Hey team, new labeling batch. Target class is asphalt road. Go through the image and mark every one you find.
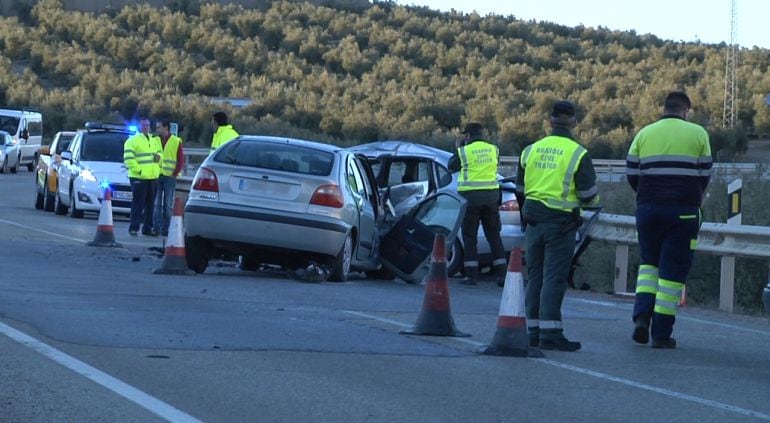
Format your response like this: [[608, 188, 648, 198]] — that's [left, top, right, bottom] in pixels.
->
[[2, 171, 770, 422]]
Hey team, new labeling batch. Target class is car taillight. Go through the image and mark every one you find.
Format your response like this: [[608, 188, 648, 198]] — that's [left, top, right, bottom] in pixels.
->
[[193, 167, 219, 192], [500, 199, 519, 212], [310, 184, 344, 208]]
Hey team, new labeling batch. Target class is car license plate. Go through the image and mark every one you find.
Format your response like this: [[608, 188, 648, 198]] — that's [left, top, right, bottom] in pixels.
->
[[112, 191, 132, 200], [239, 178, 291, 196]]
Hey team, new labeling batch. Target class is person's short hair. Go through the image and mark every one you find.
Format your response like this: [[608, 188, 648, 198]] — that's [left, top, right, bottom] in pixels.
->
[[461, 123, 483, 137], [157, 120, 171, 130], [664, 91, 691, 114], [213, 112, 228, 126], [551, 100, 576, 118]]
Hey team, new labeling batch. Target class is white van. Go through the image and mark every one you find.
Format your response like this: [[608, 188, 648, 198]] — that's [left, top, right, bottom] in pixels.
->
[[0, 109, 43, 171]]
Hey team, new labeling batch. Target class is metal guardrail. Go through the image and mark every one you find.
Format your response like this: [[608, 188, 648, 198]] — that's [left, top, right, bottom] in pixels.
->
[[586, 211, 770, 313]]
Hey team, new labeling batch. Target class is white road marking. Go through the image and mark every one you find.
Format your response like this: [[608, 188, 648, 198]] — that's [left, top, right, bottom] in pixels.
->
[[345, 310, 770, 421], [569, 297, 770, 336], [0, 322, 203, 423], [0, 218, 87, 243]]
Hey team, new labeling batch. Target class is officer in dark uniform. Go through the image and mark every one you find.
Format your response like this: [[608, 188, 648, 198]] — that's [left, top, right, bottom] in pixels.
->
[[626, 91, 712, 349], [448, 123, 507, 286], [516, 101, 599, 351]]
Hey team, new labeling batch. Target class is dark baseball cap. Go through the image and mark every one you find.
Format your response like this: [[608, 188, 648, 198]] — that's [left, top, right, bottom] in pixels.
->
[[551, 100, 576, 118], [461, 123, 483, 136]]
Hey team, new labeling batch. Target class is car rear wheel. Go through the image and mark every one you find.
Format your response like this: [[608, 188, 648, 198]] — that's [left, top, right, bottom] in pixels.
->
[[447, 238, 464, 277], [0, 157, 7, 173], [10, 155, 19, 173], [328, 233, 352, 282], [185, 236, 210, 274], [34, 184, 44, 209], [43, 181, 55, 212]]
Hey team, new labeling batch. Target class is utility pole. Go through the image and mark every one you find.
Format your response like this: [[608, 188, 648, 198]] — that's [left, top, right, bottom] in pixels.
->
[[723, 0, 737, 128]]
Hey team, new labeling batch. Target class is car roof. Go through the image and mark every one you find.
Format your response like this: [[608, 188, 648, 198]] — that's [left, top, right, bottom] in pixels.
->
[[0, 109, 42, 117], [348, 141, 452, 165], [237, 135, 342, 153], [57, 131, 77, 136]]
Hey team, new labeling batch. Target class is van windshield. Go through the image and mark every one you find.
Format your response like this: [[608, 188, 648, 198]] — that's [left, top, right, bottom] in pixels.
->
[[0, 117, 19, 134]]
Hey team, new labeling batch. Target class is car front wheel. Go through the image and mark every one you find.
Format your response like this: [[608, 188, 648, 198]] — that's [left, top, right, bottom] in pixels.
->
[[328, 233, 352, 282], [69, 190, 84, 218], [34, 184, 44, 209]]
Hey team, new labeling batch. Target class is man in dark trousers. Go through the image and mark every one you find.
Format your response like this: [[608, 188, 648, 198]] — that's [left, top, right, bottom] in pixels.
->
[[626, 91, 712, 349], [448, 123, 507, 286], [516, 100, 599, 351]]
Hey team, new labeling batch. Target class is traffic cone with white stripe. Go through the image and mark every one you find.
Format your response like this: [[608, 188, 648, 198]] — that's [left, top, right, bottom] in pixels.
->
[[87, 188, 121, 248], [483, 248, 544, 357], [154, 197, 194, 275], [400, 233, 469, 337]]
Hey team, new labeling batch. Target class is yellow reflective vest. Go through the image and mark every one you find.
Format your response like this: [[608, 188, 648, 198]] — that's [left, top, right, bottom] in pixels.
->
[[160, 135, 182, 177], [210, 125, 239, 153], [124, 133, 161, 180], [521, 135, 587, 212], [457, 140, 499, 192]]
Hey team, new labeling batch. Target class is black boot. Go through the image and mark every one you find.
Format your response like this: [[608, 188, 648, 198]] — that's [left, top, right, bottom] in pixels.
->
[[527, 327, 539, 348], [460, 266, 478, 286], [494, 264, 507, 287], [632, 318, 650, 345], [539, 334, 581, 352], [652, 337, 677, 349]]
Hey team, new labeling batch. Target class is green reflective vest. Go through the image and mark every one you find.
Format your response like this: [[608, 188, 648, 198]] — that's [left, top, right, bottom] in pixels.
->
[[521, 135, 586, 212], [457, 140, 499, 192], [124, 133, 161, 180], [160, 135, 182, 177], [210, 125, 239, 153]]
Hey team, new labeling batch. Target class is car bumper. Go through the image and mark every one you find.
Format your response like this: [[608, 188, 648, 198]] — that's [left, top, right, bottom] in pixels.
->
[[74, 180, 132, 214], [184, 201, 351, 257]]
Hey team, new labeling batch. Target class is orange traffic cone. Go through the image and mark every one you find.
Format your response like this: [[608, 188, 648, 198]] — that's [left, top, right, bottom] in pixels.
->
[[483, 248, 544, 357], [154, 197, 194, 275], [87, 188, 121, 248], [400, 233, 468, 337]]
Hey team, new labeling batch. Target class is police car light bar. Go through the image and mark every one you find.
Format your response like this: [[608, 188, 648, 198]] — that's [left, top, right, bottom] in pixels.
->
[[84, 122, 133, 132]]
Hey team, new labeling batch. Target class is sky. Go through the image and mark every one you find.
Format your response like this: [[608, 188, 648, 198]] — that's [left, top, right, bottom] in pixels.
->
[[393, 0, 768, 49]]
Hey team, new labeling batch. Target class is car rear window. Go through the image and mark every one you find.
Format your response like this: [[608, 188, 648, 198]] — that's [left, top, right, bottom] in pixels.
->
[[215, 140, 334, 176], [81, 132, 129, 162]]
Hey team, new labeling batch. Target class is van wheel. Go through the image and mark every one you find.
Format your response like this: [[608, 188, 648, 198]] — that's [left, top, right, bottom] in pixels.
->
[[10, 155, 19, 173], [54, 191, 67, 215], [185, 236, 210, 274], [27, 154, 36, 171], [328, 233, 352, 282]]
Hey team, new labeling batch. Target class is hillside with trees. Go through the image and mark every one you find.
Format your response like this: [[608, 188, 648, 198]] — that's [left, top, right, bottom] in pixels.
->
[[1, 0, 768, 158]]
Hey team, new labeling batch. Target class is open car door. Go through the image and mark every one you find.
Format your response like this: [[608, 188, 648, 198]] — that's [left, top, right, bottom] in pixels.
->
[[378, 191, 467, 283]]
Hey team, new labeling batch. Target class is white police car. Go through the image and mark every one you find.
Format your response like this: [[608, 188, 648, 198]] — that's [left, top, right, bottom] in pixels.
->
[[55, 122, 134, 217]]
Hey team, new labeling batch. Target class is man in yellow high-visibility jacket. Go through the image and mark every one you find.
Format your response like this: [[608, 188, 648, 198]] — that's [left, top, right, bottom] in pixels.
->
[[210, 111, 239, 154], [448, 123, 507, 286], [516, 100, 599, 352], [153, 120, 185, 237], [124, 118, 162, 237]]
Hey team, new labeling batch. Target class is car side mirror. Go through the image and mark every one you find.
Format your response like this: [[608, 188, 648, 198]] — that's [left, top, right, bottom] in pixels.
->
[[61, 151, 72, 161], [21, 129, 29, 140]]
